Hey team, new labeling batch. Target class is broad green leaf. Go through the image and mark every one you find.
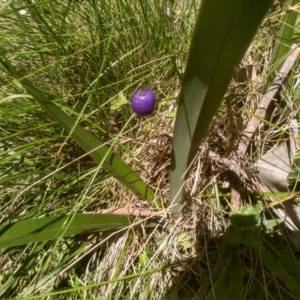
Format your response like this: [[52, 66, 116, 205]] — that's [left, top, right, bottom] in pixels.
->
[[225, 229, 262, 249], [177, 232, 192, 249], [0, 59, 160, 207], [170, 0, 273, 214], [263, 246, 300, 295], [206, 251, 243, 300], [230, 202, 262, 228], [0, 214, 133, 249], [263, 218, 283, 230], [110, 92, 128, 111]]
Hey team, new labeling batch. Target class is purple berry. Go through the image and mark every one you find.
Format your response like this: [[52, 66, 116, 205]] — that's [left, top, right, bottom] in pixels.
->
[[131, 88, 156, 116]]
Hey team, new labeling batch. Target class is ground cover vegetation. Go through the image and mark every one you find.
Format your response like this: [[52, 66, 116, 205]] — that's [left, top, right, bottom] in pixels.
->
[[1, 0, 300, 299]]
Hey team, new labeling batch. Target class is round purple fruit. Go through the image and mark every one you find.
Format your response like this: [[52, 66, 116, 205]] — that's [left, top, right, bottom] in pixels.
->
[[131, 88, 156, 116]]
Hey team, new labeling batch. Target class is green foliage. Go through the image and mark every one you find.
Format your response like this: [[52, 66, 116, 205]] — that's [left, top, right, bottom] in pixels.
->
[[177, 232, 192, 249], [225, 228, 262, 249], [2, 0, 300, 299], [206, 252, 243, 300], [0, 0, 185, 296], [230, 202, 262, 228], [170, 0, 274, 214], [271, 0, 300, 71], [0, 214, 133, 249], [264, 251, 300, 294], [227, 202, 263, 249], [263, 236, 300, 296], [267, 0, 300, 98], [0, 59, 160, 207], [110, 92, 128, 111]]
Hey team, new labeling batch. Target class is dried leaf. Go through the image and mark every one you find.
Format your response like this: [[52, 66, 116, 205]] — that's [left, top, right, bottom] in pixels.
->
[[255, 119, 298, 191], [254, 119, 300, 245]]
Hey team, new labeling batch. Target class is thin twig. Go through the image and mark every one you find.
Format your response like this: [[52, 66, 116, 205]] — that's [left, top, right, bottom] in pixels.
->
[[101, 206, 163, 217], [206, 149, 230, 165], [225, 98, 239, 157]]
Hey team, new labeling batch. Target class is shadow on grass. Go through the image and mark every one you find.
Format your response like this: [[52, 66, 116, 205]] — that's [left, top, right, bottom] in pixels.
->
[[164, 217, 300, 299]]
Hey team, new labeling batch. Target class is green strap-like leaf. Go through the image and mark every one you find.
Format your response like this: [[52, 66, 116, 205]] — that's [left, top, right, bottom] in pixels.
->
[[271, 0, 300, 71], [267, 0, 300, 93], [170, 0, 273, 214], [0, 214, 133, 248], [263, 237, 300, 295], [0, 59, 159, 207], [206, 251, 243, 300]]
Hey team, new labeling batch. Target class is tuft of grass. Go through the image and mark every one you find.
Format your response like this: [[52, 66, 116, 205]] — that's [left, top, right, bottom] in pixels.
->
[[0, 1, 195, 298]]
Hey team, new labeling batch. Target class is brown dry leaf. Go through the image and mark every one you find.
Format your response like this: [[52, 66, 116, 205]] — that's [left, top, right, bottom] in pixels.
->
[[254, 119, 300, 246], [255, 119, 298, 192]]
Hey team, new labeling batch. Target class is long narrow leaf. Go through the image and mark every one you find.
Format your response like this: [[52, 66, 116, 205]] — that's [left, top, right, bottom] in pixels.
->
[[0, 59, 159, 207], [206, 251, 243, 300], [170, 0, 273, 214], [267, 0, 300, 92], [272, 0, 300, 70], [0, 214, 133, 248]]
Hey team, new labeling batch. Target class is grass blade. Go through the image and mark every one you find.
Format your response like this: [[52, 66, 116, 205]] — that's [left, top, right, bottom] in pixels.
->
[[0, 214, 133, 249], [263, 236, 300, 296], [266, 0, 300, 92], [271, 0, 300, 70], [206, 251, 243, 300], [0, 59, 159, 207], [170, 0, 273, 214]]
